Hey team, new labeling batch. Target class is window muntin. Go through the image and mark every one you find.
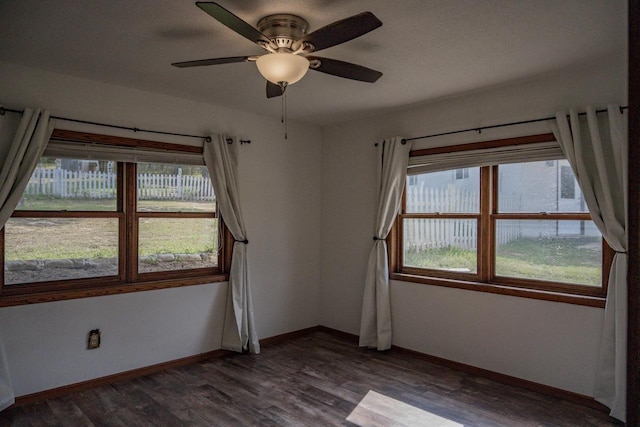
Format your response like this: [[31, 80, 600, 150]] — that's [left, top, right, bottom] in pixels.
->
[[397, 159, 608, 297], [2, 153, 224, 299]]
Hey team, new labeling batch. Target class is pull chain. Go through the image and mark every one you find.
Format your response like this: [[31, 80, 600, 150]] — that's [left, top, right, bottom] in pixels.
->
[[284, 89, 288, 140], [278, 82, 288, 140]]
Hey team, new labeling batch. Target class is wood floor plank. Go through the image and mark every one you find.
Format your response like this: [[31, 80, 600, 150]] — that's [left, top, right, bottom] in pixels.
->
[[2, 331, 622, 426]]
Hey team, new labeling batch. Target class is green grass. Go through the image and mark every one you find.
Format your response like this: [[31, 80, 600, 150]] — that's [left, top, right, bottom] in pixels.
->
[[5, 218, 119, 260], [496, 236, 601, 286], [404, 246, 477, 272], [405, 236, 602, 286], [5, 217, 218, 261], [138, 218, 218, 256], [17, 196, 116, 211]]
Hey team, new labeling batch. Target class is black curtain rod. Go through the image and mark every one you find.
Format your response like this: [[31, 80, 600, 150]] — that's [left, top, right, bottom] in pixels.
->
[[400, 105, 628, 144], [0, 105, 252, 145]]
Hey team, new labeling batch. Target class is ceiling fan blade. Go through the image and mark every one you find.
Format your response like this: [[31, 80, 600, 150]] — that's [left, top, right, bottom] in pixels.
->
[[307, 56, 382, 83], [294, 12, 382, 52], [172, 56, 252, 68], [266, 81, 284, 98], [196, 2, 270, 46]]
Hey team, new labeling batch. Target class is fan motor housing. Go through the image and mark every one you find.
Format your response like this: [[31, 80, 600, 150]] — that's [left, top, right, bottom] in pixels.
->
[[257, 14, 309, 50]]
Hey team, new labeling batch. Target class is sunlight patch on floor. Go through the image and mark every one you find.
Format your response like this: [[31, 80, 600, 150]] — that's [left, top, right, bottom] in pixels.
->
[[346, 390, 464, 427]]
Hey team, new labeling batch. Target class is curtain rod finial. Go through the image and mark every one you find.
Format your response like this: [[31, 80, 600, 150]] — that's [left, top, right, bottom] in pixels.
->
[[0, 106, 5, 116], [205, 136, 212, 143]]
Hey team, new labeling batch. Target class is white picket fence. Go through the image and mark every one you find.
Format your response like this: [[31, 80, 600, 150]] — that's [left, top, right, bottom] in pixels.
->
[[405, 184, 522, 251], [23, 169, 521, 250], [23, 168, 215, 201]]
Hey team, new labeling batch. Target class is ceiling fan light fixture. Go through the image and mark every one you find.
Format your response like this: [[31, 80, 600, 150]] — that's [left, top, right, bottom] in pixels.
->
[[256, 53, 309, 85]]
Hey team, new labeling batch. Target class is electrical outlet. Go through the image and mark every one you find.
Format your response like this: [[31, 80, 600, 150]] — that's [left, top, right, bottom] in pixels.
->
[[88, 329, 101, 349]]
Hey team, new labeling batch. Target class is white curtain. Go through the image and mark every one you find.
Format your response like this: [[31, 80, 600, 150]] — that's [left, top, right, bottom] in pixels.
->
[[203, 135, 259, 354], [359, 137, 412, 350], [549, 105, 627, 421], [0, 108, 53, 411]]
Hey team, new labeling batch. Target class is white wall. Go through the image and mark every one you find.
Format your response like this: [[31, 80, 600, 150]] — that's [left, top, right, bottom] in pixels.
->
[[0, 61, 322, 397], [320, 55, 627, 396]]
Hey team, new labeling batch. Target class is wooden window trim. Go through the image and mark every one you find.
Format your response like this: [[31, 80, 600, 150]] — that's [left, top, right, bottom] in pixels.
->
[[0, 133, 231, 307], [391, 135, 612, 308], [50, 129, 203, 154]]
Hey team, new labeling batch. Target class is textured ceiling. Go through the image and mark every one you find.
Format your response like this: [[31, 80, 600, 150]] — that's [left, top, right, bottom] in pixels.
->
[[0, 0, 627, 126]]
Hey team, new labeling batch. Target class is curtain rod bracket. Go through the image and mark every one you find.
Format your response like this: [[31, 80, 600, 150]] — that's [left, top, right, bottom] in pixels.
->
[[226, 138, 233, 144], [240, 139, 251, 145]]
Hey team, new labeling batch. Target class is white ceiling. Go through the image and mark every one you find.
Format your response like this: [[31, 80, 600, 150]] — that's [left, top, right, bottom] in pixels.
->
[[0, 0, 626, 126]]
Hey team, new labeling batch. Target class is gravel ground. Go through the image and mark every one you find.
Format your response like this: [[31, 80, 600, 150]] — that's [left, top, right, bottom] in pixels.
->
[[5, 254, 216, 285]]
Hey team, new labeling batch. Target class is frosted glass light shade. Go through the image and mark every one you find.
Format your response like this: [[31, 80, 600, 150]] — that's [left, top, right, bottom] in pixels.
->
[[256, 53, 309, 85]]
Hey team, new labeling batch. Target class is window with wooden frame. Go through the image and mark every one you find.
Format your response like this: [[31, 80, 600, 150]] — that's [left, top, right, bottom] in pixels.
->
[[389, 133, 613, 307], [0, 130, 230, 306]]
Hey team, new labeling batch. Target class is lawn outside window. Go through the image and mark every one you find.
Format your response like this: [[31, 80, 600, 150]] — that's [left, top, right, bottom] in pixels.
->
[[0, 130, 230, 306], [389, 133, 612, 307]]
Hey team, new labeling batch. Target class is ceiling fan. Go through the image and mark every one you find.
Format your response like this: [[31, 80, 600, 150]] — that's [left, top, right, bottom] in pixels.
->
[[172, 2, 383, 98]]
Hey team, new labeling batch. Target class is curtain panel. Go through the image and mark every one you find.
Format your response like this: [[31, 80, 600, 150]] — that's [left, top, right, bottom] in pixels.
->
[[359, 137, 412, 350], [0, 109, 53, 411], [549, 105, 628, 422], [203, 135, 259, 354]]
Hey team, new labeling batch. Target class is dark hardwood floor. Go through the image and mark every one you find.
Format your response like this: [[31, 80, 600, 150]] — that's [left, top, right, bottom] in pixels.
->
[[0, 331, 621, 426]]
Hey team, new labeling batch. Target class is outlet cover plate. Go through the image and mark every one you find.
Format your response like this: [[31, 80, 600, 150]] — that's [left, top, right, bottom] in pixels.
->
[[88, 329, 101, 350]]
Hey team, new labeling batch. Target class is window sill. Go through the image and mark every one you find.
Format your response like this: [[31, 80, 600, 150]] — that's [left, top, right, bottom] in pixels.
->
[[389, 273, 606, 308], [0, 274, 229, 307]]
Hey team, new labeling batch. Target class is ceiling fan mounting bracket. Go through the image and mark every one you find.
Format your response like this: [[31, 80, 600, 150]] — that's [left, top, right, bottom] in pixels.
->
[[257, 14, 311, 52]]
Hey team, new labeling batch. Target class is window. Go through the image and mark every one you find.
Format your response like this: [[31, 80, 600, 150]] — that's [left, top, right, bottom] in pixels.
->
[[1, 131, 228, 305], [455, 168, 469, 179], [392, 134, 612, 305], [560, 165, 576, 199]]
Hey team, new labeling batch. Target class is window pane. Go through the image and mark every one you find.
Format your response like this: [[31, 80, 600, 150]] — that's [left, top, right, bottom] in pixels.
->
[[137, 163, 215, 212], [17, 158, 117, 211], [403, 219, 477, 273], [4, 218, 119, 285], [138, 218, 218, 273], [498, 160, 587, 213], [495, 220, 602, 286], [405, 168, 480, 213]]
